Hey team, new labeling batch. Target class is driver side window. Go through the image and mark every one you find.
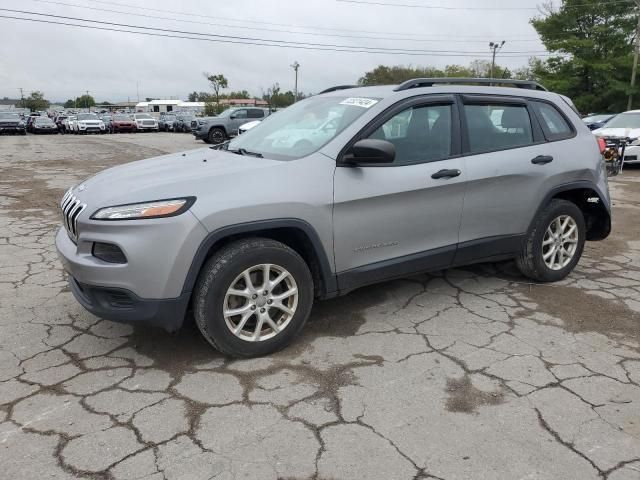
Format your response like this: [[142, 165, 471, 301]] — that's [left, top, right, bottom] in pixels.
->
[[234, 110, 248, 119], [368, 104, 452, 165]]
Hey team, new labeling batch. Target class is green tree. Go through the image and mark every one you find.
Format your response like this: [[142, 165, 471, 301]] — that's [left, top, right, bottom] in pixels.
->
[[204, 73, 229, 106], [64, 99, 75, 109], [531, 0, 636, 113], [358, 62, 509, 86], [23, 91, 50, 111]]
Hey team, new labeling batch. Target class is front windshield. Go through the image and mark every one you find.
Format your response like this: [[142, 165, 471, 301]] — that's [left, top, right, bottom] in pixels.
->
[[227, 96, 379, 160], [164, 115, 176, 120], [217, 109, 234, 118], [604, 113, 640, 129], [113, 115, 130, 121], [77, 113, 98, 121], [35, 117, 53, 124], [0, 113, 19, 120], [135, 114, 152, 119]]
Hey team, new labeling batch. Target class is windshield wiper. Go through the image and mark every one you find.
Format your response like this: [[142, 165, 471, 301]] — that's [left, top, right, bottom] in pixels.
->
[[228, 148, 263, 158]]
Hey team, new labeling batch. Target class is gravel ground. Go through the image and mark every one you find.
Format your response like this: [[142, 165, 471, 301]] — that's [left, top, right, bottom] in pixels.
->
[[1, 132, 639, 480]]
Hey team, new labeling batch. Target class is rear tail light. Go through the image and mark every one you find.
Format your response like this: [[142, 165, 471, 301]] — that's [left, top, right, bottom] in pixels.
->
[[597, 137, 607, 154]]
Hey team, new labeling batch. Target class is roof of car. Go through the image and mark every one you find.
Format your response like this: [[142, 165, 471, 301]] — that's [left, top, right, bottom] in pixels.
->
[[319, 81, 557, 101]]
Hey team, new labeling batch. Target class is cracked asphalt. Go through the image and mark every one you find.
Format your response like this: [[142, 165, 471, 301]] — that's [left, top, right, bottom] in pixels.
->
[[1, 132, 639, 480]]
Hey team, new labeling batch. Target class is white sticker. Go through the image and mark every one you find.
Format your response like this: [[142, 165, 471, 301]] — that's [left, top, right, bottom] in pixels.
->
[[340, 97, 379, 108]]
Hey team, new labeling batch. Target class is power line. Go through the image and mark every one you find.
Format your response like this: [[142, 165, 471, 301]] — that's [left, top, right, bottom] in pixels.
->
[[78, 0, 543, 39], [27, 0, 545, 44], [336, 0, 634, 10], [0, 9, 550, 56], [0, 13, 554, 58]]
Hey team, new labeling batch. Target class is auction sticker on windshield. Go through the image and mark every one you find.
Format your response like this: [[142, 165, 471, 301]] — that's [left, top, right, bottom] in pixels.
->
[[340, 98, 379, 108]]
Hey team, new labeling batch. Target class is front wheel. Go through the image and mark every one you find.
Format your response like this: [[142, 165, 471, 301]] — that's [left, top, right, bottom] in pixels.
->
[[516, 199, 585, 282], [208, 127, 226, 144], [193, 238, 314, 358]]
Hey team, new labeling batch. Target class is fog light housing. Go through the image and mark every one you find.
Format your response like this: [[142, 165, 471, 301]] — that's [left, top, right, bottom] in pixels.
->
[[92, 242, 127, 264]]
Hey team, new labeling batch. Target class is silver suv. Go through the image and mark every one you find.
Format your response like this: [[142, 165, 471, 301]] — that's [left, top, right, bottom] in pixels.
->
[[56, 78, 612, 357]]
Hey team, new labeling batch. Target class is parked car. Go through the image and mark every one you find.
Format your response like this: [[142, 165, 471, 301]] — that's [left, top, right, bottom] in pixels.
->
[[32, 116, 59, 134], [63, 115, 77, 134], [101, 115, 113, 132], [54, 115, 68, 133], [0, 112, 26, 135], [158, 114, 177, 132], [238, 120, 262, 134], [56, 78, 611, 357], [593, 109, 640, 165], [26, 115, 40, 133], [110, 114, 136, 133], [193, 107, 270, 144], [133, 113, 159, 132], [173, 113, 196, 133], [583, 113, 616, 131], [73, 113, 106, 134]]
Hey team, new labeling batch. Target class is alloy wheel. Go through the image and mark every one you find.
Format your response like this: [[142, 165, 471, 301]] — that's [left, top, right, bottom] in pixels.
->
[[223, 264, 298, 342], [542, 215, 579, 271]]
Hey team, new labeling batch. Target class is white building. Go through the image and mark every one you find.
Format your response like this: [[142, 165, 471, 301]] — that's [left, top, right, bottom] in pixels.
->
[[135, 100, 205, 116]]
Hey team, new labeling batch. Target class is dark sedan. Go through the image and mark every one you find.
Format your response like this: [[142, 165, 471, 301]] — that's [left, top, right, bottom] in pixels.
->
[[32, 116, 59, 134], [583, 113, 616, 131]]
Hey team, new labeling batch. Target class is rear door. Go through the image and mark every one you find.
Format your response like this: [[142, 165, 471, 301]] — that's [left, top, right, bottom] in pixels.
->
[[455, 95, 567, 263], [333, 95, 467, 290]]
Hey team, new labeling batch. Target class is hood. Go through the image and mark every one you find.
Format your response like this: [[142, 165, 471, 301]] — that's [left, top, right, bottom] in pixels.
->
[[73, 147, 283, 209], [593, 127, 640, 139]]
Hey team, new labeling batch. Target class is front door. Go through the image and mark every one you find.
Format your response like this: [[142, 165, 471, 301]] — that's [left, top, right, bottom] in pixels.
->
[[333, 96, 466, 290]]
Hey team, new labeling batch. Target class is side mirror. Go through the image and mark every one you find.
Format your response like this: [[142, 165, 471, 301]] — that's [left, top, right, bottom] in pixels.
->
[[230, 113, 237, 119], [343, 139, 395, 165]]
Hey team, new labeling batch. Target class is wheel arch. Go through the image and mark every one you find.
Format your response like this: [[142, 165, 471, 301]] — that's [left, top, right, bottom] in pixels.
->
[[207, 124, 229, 136], [530, 182, 611, 241], [182, 219, 337, 300]]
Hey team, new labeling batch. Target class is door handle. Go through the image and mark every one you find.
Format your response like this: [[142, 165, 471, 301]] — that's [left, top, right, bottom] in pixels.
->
[[431, 169, 462, 180], [532, 155, 554, 165]]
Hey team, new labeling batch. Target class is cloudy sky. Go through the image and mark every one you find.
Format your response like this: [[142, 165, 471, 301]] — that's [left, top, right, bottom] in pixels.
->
[[0, 0, 548, 103]]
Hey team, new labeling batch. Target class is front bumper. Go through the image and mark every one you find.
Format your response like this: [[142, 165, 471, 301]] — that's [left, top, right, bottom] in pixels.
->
[[68, 277, 189, 332], [624, 145, 640, 164], [136, 124, 158, 130], [193, 129, 207, 140], [0, 125, 26, 133]]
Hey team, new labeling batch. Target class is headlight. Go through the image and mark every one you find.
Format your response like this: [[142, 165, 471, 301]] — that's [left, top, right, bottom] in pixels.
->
[[91, 197, 195, 220]]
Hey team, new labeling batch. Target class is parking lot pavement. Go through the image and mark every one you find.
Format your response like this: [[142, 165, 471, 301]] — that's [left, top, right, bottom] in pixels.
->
[[1, 133, 639, 480]]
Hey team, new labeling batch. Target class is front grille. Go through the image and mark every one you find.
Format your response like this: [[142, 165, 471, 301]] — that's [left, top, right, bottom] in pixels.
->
[[142, 120, 155, 126], [60, 189, 86, 240]]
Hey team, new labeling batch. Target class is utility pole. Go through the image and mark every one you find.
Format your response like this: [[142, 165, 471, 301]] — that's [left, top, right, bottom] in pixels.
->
[[136, 81, 140, 103], [85, 90, 90, 111], [489, 41, 506, 79], [628, 1, 640, 110], [19, 88, 24, 109], [291, 61, 300, 101]]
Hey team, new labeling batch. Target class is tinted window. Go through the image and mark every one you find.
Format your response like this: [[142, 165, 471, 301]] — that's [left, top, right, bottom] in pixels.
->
[[533, 102, 573, 138], [367, 104, 452, 164], [233, 110, 248, 119], [248, 109, 265, 118], [464, 104, 533, 153]]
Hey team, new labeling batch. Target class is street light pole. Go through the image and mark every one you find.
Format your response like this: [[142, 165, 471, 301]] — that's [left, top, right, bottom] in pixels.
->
[[489, 40, 506, 79], [628, 1, 640, 110], [291, 61, 300, 101]]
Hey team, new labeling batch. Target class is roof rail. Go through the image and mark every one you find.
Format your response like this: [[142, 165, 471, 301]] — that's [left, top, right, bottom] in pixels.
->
[[393, 78, 547, 92], [319, 85, 359, 94]]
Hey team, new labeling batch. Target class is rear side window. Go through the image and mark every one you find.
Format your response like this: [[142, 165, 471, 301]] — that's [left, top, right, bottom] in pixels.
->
[[464, 104, 534, 154], [532, 101, 574, 140], [248, 109, 264, 118]]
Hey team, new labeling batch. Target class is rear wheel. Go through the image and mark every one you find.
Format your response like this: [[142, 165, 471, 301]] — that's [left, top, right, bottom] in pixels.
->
[[193, 238, 314, 357], [208, 127, 226, 144], [516, 199, 585, 282]]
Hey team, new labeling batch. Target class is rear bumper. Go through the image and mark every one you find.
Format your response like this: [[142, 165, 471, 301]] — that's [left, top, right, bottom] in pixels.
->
[[69, 277, 189, 332]]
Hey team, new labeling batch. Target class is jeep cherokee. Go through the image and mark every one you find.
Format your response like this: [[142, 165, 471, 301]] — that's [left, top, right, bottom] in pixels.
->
[[56, 78, 611, 357]]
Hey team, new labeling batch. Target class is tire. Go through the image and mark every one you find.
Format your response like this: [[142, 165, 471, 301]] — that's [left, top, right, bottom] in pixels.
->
[[516, 199, 586, 282], [208, 127, 226, 144], [193, 238, 314, 358]]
